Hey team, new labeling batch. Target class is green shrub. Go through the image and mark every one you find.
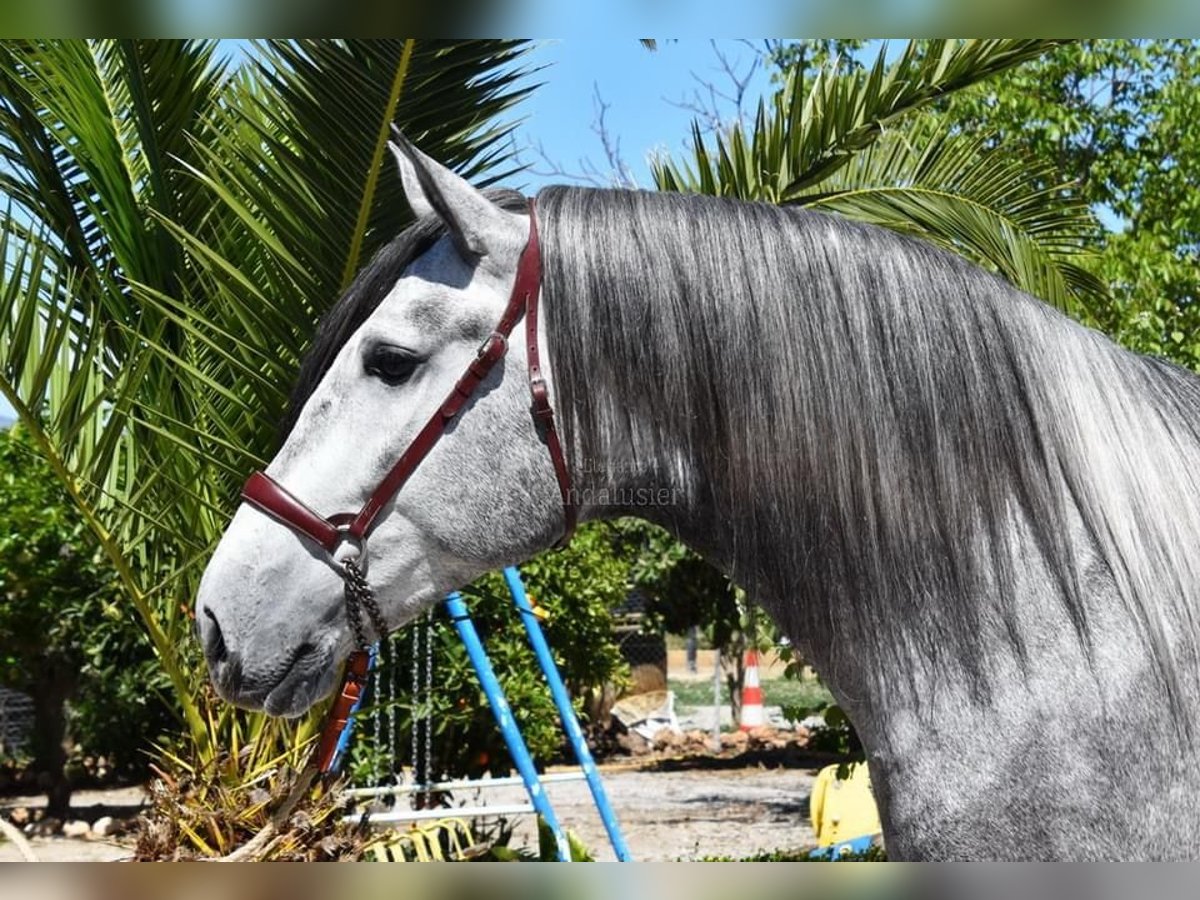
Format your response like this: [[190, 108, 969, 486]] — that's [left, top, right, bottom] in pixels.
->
[[0, 425, 173, 811]]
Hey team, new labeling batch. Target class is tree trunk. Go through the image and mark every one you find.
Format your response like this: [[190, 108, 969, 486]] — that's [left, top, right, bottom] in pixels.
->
[[28, 663, 75, 820], [722, 632, 746, 726]]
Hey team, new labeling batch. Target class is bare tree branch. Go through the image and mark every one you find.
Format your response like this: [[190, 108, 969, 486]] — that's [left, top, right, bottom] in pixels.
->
[[588, 84, 638, 188], [516, 40, 771, 189], [515, 83, 639, 189], [665, 39, 767, 134]]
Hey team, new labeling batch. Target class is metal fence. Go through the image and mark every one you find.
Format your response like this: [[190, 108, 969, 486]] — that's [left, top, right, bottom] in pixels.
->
[[0, 687, 34, 757]]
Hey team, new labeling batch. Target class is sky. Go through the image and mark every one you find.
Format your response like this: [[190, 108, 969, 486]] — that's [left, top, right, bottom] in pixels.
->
[[509, 40, 776, 191]]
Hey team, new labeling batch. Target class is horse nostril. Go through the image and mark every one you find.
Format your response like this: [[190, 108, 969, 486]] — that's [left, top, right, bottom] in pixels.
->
[[202, 605, 229, 665]]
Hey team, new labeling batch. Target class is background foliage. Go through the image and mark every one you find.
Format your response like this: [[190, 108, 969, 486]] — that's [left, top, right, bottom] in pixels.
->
[[0, 424, 171, 815], [933, 39, 1200, 367]]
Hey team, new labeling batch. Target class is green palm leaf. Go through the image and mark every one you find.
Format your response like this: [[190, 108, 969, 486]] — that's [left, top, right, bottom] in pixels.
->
[[800, 115, 1108, 312], [651, 39, 1104, 310], [140, 39, 534, 524]]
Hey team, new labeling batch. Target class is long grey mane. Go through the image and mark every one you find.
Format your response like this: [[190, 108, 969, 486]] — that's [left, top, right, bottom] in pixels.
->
[[535, 186, 1200, 727]]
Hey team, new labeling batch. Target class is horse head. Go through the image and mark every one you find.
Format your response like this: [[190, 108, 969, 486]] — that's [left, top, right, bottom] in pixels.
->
[[196, 137, 570, 716]]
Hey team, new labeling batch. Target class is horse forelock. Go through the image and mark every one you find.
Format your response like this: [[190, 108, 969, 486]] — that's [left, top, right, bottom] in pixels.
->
[[280, 188, 528, 441]]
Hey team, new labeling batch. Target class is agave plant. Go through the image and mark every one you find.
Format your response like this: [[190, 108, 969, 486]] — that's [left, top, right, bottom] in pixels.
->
[[0, 38, 532, 855], [653, 39, 1108, 314]]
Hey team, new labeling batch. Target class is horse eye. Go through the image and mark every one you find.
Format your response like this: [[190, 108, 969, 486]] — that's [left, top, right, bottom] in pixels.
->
[[364, 344, 421, 386]]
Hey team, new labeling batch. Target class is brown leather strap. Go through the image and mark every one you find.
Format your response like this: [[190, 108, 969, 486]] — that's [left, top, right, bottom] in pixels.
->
[[314, 649, 371, 773], [243, 471, 341, 552], [240, 198, 575, 562], [347, 200, 548, 541], [343, 329, 507, 539], [523, 206, 576, 545]]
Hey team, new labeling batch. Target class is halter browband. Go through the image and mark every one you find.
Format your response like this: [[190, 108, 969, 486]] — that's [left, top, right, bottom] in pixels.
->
[[241, 199, 576, 575]]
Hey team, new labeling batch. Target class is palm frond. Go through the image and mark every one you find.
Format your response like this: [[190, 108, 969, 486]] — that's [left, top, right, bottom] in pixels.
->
[[653, 40, 1068, 203], [798, 115, 1108, 312], [652, 40, 1103, 309], [0, 39, 537, 796], [137, 39, 535, 510], [365, 818, 478, 862]]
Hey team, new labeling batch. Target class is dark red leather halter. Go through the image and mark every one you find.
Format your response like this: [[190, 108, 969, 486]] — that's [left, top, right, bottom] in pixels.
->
[[240, 199, 576, 590]]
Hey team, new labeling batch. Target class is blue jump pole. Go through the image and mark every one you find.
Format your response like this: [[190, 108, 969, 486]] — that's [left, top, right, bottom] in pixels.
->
[[443, 591, 572, 862], [503, 567, 634, 862]]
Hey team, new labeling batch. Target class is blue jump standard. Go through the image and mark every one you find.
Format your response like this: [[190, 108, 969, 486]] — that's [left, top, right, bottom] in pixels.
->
[[808, 834, 876, 860], [331, 567, 632, 862], [502, 567, 633, 861], [444, 591, 573, 862]]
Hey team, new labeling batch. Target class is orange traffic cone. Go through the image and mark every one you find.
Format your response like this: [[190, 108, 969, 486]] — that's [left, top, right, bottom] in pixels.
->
[[739, 649, 766, 730]]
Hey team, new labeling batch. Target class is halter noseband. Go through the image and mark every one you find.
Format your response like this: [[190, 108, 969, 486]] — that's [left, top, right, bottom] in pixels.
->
[[240, 199, 576, 623]]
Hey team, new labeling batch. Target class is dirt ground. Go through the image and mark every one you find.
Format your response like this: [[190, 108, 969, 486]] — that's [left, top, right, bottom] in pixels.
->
[[472, 756, 819, 861], [0, 785, 143, 862], [2, 750, 823, 862]]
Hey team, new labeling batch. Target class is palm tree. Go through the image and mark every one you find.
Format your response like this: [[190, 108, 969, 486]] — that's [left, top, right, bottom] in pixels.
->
[[0, 39, 532, 855], [653, 39, 1107, 314]]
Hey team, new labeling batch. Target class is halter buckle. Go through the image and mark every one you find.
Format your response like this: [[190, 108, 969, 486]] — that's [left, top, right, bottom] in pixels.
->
[[529, 375, 554, 422], [476, 332, 507, 363]]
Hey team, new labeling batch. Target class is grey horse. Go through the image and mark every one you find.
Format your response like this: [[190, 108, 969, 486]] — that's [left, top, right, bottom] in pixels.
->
[[198, 138, 1200, 860]]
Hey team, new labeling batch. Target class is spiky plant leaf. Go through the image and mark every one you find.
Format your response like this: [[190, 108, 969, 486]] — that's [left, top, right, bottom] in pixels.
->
[[0, 38, 534, 855], [799, 115, 1108, 312], [652, 39, 1105, 310]]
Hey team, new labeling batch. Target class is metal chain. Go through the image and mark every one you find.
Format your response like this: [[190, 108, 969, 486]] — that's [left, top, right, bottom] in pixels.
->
[[371, 653, 382, 785], [388, 633, 398, 781], [342, 558, 387, 649], [339, 557, 391, 784], [362, 586, 388, 646], [423, 608, 434, 787], [410, 624, 420, 792], [340, 557, 428, 792], [342, 567, 368, 650]]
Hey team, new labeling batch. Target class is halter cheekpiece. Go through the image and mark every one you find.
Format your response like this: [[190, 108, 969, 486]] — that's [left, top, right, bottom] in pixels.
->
[[240, 198, 576, 653]]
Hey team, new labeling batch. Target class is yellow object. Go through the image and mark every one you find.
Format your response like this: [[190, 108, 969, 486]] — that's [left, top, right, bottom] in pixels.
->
[[809, 762, 882, 847], [365, 817, 478, 862], [528, 595, 550, 621]]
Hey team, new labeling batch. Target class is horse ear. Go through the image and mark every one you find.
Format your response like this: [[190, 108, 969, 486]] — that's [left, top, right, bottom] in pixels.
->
[[389, 127, 501, 261]]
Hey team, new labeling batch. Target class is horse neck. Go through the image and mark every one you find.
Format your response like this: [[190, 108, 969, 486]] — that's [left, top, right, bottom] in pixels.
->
[[544, 196, 1200, 757]]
